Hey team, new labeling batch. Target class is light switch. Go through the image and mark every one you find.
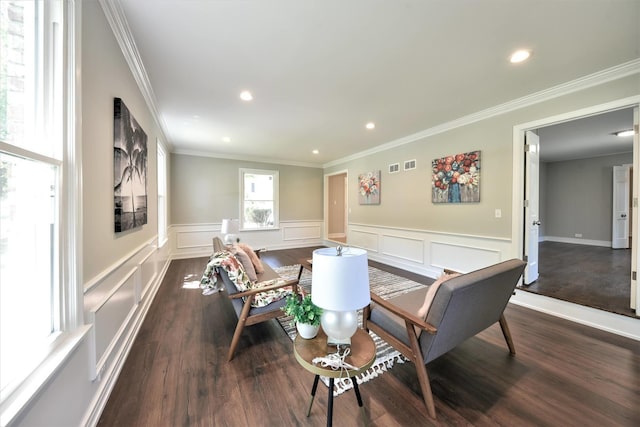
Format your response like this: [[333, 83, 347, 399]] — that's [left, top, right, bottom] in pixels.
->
[[495, 209, 502, 218]]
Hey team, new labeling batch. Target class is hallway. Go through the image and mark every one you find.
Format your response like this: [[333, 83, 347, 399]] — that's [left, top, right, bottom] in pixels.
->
[[518, 241, 636, 318]]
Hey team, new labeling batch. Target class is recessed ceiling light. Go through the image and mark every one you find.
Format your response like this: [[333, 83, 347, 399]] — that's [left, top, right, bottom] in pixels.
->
[[240, 90, 253, 101], [614, 129, 634, 137], [510, 49, 531, 63], [365, 122, 375, 130], [312, 149, 319, 154], [222, 136, 231, 143]]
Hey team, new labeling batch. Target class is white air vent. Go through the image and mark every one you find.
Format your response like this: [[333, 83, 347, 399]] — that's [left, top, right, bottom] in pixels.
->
[[404, 159, 416, 171], [388, 163, 400, 174]]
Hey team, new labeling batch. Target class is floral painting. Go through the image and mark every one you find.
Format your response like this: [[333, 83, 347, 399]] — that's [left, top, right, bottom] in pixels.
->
[[358, 170, 381, 205], [432, 150, 480, 203]]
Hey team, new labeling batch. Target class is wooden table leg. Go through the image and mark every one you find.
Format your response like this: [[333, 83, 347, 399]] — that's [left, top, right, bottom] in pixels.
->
[[352, 377, 363, 407], [306, 375, 320, 417], [327, 378, 334, 427]]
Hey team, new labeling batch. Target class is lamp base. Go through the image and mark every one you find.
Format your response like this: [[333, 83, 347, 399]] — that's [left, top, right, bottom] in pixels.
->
[[321, 309, 357, 351], [326, 335, 351, 348]]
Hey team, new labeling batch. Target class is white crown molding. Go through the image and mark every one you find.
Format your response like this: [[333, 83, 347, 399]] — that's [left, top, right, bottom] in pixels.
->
[[98, 0, 173, 150], [172, 147, 323, 169], [324, 58, 640, 168]]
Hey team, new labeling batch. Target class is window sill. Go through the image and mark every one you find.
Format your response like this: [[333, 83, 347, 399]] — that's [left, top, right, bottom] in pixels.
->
[[0, 325, 92, 426]]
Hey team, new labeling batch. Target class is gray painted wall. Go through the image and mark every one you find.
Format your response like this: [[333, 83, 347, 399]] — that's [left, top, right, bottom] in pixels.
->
[[542, 152, 633, 242], [82, 1, 163, 282], [170, 154, 323, 224], [325, 75, 639, 239]]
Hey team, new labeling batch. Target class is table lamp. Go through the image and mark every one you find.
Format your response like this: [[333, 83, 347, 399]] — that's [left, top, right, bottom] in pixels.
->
[[311, 246, 370, 349], [221, 218, 239, 245]]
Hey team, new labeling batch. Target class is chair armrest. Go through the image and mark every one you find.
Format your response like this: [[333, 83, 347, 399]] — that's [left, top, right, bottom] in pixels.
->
[[370, 292, 437, 334], [228, 278, 299, 299]]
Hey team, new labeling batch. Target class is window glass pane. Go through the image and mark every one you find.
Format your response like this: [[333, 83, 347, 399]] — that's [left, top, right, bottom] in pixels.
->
[[0, 1, 44, 154], [240, 169, 278, 230], [0, 153, 58, 392], [244, 173, 273, 201], [243, 200, 274, 228]]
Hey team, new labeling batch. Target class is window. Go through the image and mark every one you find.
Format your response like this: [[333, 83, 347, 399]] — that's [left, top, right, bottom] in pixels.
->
[[240, 168, 279, 230], [157, 140, 167, 245], [0, 0, 69, 402]]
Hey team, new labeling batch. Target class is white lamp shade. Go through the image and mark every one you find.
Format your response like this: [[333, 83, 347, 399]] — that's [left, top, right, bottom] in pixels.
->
[[311, 247, 370, 311], [221, 219, 239, 234]]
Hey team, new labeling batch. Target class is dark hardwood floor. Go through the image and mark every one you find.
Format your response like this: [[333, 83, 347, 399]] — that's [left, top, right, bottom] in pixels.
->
[[98, 247, 640, 426], [518, 241, 636, 318]]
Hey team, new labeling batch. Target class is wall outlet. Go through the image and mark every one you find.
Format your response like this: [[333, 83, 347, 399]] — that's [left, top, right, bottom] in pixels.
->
[[575, 233, 583, 238]]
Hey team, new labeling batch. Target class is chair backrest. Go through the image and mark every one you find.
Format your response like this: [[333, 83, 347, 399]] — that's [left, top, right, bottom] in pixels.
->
[[213, 236, 225, 253], [420, 259, 526, 363]]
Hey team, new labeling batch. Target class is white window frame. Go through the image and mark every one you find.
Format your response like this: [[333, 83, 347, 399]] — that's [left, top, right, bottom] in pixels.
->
[[157, 140, 167, 246], [0, 1, 84, 423], [239, 168, 279, 230]]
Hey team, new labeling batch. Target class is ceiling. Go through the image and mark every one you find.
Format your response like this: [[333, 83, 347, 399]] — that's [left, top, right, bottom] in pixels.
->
[[537, 107, 635, 163], [115, 0, 640, 167]]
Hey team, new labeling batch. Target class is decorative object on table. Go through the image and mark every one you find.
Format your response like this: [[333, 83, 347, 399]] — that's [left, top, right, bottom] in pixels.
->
[[311, 246, 370, 349], [113, 97, 148, 232], [220, 218, 239, 245], [431, 150, 480, 203], [275, 263, 424, 396], [282, 294, 323, 339], [358, 170, 380, 205]]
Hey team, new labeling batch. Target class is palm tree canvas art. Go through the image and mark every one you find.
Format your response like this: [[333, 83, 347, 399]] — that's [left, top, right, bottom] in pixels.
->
[[114, 98, 148, 232]]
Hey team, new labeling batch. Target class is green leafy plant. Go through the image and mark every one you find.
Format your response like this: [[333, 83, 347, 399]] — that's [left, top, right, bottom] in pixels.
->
[[282, 294, 322, 326]]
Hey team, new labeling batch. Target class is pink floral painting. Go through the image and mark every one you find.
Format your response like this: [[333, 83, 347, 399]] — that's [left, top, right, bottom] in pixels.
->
[[432, 150, 480, 203], [358, 170, 381, 205]]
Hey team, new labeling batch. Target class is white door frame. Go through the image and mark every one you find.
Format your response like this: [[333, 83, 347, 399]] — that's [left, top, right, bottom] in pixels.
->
[[512, 95, 640, 310], [324, 169, 349, 242]]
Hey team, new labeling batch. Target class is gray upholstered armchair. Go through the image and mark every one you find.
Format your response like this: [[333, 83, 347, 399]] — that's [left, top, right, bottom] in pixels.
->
[[363, 259, 526, 418]]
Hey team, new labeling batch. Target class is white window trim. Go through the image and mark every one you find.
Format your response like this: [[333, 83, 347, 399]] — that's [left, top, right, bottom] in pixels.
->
[[239, 168, 279, 230], [0, 1, 85, 424]]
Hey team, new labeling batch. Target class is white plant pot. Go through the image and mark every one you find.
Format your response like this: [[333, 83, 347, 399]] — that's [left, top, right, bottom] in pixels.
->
[[296, 322, 320, 339]]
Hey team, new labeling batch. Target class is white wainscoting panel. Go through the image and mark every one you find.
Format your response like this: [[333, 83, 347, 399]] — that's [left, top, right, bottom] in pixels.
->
[[348, 223, 513, 278], [381, 234, 424, 264], [138, 249, 158, 301], [87, 267, 137, 380], [283, 224, 322, 241], [171, 221, 324, 259], [84, 238, 168, 382], [431, 241, 502, 273], [349, 228, 379, 253], [176, 230, 215, 250]]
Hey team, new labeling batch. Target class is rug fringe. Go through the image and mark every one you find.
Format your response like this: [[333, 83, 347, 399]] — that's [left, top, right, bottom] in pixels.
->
[[323, 352, 408, 396]]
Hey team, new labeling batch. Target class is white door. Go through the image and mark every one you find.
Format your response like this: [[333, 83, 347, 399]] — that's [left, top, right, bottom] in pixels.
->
[[524, 131, 540, 284], [612, 165, 630, 249], [632, 107, 639, 312]]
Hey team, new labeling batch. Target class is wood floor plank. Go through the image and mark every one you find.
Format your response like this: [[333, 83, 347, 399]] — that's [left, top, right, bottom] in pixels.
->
[[98, 248, 640, 427]]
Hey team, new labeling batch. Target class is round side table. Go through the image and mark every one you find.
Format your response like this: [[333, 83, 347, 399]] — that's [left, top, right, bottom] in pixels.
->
[[294, 328, 376, 427]]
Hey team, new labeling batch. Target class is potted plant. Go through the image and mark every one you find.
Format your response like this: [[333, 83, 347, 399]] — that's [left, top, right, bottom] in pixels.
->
[[282, 294, 323, 339]]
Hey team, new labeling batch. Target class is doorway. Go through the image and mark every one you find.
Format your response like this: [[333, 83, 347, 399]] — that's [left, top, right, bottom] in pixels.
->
[[326, 171, 348, 244], [515, 100, 639, 317]]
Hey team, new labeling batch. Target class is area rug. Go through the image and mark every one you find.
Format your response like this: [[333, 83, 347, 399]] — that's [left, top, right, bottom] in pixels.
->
[[274, 264, 427, 396]]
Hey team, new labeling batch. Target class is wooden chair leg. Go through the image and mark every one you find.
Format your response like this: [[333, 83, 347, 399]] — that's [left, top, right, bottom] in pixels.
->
[[227, 318, 246, 361], [499, 314, 516, 355], [406, 323, 436, 418], [227, 297, 254, 361]]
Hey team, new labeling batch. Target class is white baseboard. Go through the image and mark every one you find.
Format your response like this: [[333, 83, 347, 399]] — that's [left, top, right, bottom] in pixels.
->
[[542, 235, 611, 247], [511, 290, 639, 341]]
